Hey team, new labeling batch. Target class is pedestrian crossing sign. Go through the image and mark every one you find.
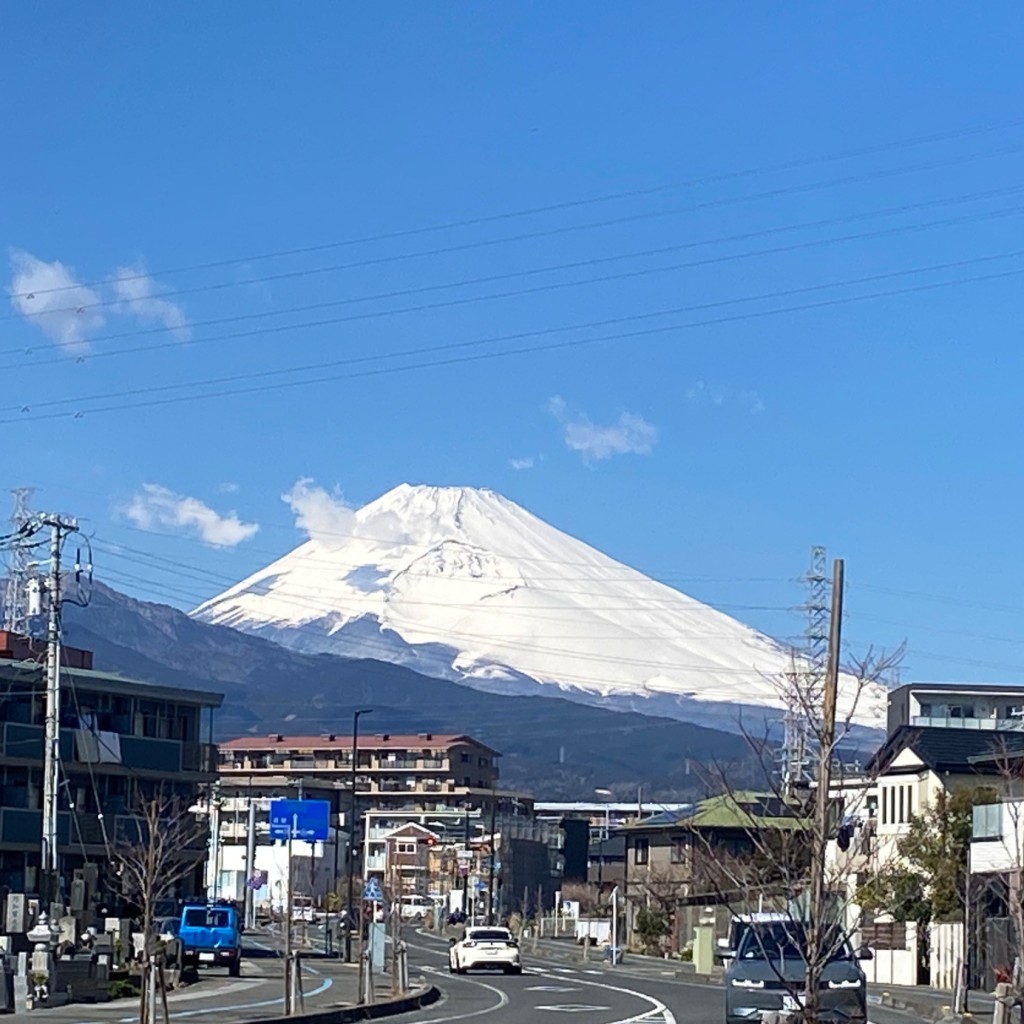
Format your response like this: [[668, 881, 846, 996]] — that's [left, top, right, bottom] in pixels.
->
[[362, 877, 385, 902]]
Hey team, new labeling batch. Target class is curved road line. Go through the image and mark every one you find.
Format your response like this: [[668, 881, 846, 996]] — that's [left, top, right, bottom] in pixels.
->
[[418, 966, 510, 1023]]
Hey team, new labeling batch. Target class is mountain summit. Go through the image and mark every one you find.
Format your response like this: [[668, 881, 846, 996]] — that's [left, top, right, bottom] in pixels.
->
[[192, 483, 884, 729]]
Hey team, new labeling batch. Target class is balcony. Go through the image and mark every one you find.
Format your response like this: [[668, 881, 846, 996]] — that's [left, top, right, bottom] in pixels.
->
[[911, 715, 1024, 731]]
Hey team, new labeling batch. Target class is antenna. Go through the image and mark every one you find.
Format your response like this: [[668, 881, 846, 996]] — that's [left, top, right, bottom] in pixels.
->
[[2, 487, 39, 635]]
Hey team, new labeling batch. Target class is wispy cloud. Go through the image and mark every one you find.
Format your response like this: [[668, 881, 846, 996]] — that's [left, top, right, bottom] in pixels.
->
[[122, 484, 259, 547], [112, 265, 191, 341], [7, 250, 104, 355], [283, 477, 410, 548], [547, 395, 658, 463], [8, 249, 192, 355], [509, 456, 535, 471], [687, 379, 765, 415], [217, 482, 240, 494]]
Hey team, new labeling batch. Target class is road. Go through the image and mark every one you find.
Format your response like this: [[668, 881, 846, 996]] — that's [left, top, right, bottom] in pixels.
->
[[389, 930, 929, 1024], [27, 925, 931, 1024]]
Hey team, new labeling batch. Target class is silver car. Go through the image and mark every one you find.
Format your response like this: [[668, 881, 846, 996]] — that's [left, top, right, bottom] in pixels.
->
[[723, 921, 871, 1023]]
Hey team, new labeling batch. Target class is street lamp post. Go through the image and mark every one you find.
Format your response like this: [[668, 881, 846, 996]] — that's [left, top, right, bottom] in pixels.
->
[[345, 708, 372, 963]]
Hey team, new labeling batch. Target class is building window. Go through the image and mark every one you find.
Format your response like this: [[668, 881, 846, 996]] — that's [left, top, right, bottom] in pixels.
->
[[634, 838, 649, 865], [898, 786, 904, 824], [396, 842, 416, 854], [973, 804, 1003, 840], [670, 837, 687, 864], [906, 786, 913, 820]]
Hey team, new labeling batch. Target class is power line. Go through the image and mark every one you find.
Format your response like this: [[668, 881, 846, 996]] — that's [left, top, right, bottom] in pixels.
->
[[8, 183, 1024, 369], [7, 250, 1024, 424], [12, 113, 1024, 305]]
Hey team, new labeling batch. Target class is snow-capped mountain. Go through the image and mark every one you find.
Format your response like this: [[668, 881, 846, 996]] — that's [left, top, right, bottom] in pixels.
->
[[192, 484, 885, 729]]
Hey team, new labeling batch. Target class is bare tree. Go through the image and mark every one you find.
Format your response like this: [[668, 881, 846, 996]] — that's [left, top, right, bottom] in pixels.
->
[[694, 640, 904, 1024], [112, 785, 210, 958]]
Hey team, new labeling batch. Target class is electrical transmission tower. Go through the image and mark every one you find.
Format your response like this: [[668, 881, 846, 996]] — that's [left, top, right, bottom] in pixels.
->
[[780, 546, 830, 795], [1, 487, 39, 634]]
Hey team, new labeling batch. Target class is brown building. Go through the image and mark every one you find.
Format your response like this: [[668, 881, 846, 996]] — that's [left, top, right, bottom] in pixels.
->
[[218, 732, 501, 807]]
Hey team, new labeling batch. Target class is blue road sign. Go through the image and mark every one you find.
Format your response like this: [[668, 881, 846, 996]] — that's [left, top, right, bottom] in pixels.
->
[[269, 799, 330, 841], [362, 877, 385, 902]]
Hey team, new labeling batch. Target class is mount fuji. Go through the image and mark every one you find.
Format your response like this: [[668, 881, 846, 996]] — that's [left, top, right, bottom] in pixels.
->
[[192, 484, 885, 731]]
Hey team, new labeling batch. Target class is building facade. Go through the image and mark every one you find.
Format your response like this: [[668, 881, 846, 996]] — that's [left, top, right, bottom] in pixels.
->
[[0, 635, 221, 914]]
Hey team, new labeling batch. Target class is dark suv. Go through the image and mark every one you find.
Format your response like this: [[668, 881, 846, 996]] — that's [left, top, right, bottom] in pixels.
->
[[723, 921, 871, 1023]]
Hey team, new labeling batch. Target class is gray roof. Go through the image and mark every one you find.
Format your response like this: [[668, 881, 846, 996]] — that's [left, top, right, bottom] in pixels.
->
[[0, 659, 223, 708]]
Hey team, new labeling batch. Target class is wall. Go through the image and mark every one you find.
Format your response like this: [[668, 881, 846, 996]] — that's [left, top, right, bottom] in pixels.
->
[[861, 921, 919, 987], [929, 922, 964, 990]]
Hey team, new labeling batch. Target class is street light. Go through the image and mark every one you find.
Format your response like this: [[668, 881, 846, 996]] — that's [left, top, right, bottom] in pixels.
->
[[345, 708, 372, 963]]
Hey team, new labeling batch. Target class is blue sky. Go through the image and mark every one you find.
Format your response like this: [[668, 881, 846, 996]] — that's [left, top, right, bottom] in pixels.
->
[[4, 3, 1024, 683]]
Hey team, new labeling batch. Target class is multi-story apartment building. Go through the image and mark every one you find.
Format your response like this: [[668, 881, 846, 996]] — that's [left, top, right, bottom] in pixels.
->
[[218, 732, 502, 807], [0, 632, 221, 910], [215, 732, 544, 911]]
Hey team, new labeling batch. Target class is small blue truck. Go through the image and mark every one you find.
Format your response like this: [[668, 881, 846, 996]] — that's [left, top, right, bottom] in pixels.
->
[[178, 900, 242, 976]]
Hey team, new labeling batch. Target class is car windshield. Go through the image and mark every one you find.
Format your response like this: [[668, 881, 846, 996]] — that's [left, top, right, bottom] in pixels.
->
[[468, 929, 511, 942], [738, 923, 851, 962]]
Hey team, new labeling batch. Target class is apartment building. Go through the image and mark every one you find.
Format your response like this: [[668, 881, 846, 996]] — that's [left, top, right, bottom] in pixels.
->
[[0, 633, 221, 911], [218, 732, 502, 806]]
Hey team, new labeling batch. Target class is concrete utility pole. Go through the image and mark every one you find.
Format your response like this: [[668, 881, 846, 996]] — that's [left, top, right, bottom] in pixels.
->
[[345, 708, 372, 963], [244, 796, 257, 930], [806, 558, 844, 1020], [41, 513, 78, 905]]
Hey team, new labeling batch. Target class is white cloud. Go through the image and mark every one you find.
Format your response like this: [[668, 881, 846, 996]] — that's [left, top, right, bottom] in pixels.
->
[[217, 482, 240, 494], [547, 395, 658, 463], [509, 456, 535, 471], [8, 250, 105, 354], [112, 265, 191, 341], [283, 478, 410, 548], [687, 379, 765, 415], [282, 478, 356, 547], [122, 484, 259, 547]]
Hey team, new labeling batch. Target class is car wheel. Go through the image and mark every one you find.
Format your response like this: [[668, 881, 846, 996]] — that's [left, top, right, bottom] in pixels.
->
[[228, 958, 241, 978]]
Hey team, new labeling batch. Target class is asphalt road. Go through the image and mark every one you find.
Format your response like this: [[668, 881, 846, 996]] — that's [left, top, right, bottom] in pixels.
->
[[393, 930, 929, 1024], [15, 925, 933, 1024]]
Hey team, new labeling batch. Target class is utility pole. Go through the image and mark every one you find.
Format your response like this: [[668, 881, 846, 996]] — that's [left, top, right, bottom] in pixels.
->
[[806, 557, 844, 1022], [345, 708, 372, 963], [244, 796, 257, 930], [487, 790, 497, 925], [462, 809, 470, 916], [41, 513, 78, 906]]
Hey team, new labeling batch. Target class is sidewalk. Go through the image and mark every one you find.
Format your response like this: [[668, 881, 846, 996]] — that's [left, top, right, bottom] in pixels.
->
[[2, 948, 438, 1023]]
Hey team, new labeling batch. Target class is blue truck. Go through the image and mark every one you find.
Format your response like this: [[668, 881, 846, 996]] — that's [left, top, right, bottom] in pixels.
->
[[178, 900, 242, 976]]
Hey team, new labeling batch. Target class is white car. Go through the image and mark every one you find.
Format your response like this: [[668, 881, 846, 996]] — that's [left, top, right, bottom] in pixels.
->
[[399, 895, 437, 921], [449, 926, 522, 975]]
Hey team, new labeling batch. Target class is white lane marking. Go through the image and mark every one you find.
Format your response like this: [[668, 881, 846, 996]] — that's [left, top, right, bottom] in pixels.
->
[[551, 967, 578, 974], [536, 1004, 612, 1012], [527, 985, 581, 992], [418, 964, 510, 1022], [583, 969, 604, 975], [533, 969, 678, 1024]]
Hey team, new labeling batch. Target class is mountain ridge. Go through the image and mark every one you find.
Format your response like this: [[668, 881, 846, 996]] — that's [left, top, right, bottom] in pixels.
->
[[193, 482, 885, 729], [61, 583, 764, 800]]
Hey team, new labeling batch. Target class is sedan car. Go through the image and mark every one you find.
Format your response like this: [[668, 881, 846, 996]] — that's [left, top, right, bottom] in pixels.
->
[[449, 926, 522, 974]]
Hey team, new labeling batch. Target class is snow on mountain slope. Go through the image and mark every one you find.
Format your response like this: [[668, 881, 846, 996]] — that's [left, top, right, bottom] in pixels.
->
[[191, 484, 885, 728]]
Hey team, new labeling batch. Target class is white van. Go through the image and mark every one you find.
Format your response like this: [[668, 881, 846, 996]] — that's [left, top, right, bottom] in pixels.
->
[[292, 896, 315, 922], [398, 894, 436, 921]]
